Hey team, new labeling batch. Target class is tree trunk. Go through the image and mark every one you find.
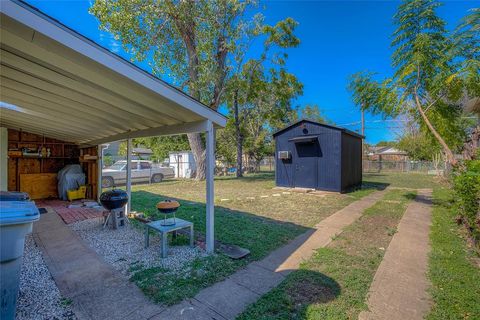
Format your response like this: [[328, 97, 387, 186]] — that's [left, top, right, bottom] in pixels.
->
[[414, 93, 457, 165], [234, 90, 243, 178], [187, 132, 206, 180]]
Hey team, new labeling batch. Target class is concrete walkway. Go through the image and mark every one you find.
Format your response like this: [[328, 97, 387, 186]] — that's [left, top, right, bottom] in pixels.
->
[[359, 189, 433, 320], [32, 209, 165, 320], [153, 189, 388, 320]]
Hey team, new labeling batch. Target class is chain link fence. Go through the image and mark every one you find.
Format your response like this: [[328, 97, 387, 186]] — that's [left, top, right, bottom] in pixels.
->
[[363, 160, 446, 174]]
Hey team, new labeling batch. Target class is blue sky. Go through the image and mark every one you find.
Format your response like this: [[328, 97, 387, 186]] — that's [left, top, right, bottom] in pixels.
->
[[24, 0, 478, 144]]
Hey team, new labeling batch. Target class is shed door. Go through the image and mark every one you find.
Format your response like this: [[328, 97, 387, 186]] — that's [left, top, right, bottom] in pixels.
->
[[293, 141, 319, 189]]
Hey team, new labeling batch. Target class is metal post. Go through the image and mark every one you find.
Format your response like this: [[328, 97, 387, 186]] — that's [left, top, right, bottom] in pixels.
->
[[205, 120, 215, 254], [97, 144, 103, 201], [126, 138, 132, 214]]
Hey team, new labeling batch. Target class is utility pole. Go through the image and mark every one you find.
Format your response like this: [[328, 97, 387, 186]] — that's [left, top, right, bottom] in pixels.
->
[[361, 108, 365, 172], [361, 109, 365, 136]]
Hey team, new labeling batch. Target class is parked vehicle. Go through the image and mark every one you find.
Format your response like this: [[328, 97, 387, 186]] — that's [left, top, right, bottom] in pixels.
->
[[102, 160, 174, 188]]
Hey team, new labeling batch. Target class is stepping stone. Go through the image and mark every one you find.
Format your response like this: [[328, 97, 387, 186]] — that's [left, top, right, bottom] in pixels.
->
[[246, 197, 255, 200], [272, 194, 281, 197], [220, 199, 230, 202], [218, 244, 250, 260], [195, 279, 259, 320], [260, 195, 269, 198], [282, 192, 291, 195]]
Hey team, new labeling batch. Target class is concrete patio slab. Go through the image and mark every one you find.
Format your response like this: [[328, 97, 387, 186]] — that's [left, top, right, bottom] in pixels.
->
[[228, 262, 285, 295], [152, 299, 226, 320], [359, 190, 433, 320], [195, 279, 260, 319]]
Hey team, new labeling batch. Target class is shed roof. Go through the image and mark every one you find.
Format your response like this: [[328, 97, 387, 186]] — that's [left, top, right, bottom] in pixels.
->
[[0, 0, 226, 146], [273, 119, 364, 139]]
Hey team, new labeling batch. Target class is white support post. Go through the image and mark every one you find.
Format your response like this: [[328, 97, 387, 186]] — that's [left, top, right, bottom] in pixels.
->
[[205, 120, 215, 253], [97, 144, 103, 201], [126, 138, 132, 214]]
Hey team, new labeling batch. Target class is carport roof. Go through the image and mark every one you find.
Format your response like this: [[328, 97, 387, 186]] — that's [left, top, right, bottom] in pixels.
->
[[0, 0, 226, 146]]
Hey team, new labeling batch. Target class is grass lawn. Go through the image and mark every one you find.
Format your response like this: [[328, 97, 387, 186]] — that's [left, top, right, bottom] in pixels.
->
[[128, 172, 381, 305], [363, 172, 439, 189], [427, 188, 480, 319], [238, 189, 415, 320]]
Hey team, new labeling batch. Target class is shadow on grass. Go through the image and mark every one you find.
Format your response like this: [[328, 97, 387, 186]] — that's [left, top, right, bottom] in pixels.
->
[[131, 190, 310, 260], [343, 181, 390, 195], [238, 269, 341, 320], [129, 189, 319, 306]]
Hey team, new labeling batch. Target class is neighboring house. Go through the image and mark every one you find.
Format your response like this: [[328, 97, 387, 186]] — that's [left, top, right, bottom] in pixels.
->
[[103, 142, 120, 157], [367, 146, 408, 161], [169, 151, 196, 178], [103, 142, 153, 160], [273, 119, 363, 192], [132, 147, 153, 159]]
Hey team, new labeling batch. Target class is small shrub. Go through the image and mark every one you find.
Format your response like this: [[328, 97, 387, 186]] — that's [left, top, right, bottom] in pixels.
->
[[452, 159, 480, 246]]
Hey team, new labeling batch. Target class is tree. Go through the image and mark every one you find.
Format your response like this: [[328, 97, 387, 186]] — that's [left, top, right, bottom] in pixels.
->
[[225, 18, 302, 177], [118, 136, 190, 162], [243, 69, 302, 172], [376, 141, 397, 147], [397, 131, 441, 161], [91, 0, 260, 179], [348, 0, 479, 165], [297, 104, 330, 124]]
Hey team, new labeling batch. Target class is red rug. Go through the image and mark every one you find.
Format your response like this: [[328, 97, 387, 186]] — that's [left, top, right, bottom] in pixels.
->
[[35, 200, 105, 224]]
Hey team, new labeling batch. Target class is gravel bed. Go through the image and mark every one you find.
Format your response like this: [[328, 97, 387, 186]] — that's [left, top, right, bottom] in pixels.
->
[[70, 219, 206, 276], [16, 235, 76, 320]]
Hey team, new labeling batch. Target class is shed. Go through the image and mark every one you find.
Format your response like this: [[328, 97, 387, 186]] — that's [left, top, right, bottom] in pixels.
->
[[273, 120, 363, 192], [169, 151, 196, 178]]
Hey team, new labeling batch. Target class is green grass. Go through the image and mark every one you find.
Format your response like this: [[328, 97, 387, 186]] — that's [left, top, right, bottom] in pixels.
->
[[127, 172, 383, 305], [238, 189, 415, 320], [427, 188, 480, 320], [363, 172, 439, 189]]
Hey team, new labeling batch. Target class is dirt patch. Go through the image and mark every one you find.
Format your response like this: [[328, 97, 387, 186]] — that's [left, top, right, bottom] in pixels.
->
[[287, 278, 337, 304], [331, 214, 400, 257]]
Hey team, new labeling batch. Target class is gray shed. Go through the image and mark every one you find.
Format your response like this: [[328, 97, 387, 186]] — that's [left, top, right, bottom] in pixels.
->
[[273, 120, 363, 192]]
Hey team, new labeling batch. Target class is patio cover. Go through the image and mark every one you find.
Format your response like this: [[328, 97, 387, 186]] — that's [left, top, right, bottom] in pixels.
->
[[0, 0, 226, 253]]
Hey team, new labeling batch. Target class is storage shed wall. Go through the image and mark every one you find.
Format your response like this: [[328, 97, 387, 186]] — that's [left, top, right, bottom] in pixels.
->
[[341, 132, 363, 191], [6, 129, 99, 199], [275, 122, 342, 191]]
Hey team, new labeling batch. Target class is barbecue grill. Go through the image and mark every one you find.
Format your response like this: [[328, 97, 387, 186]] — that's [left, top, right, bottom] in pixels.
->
[[156, 200, 180, 226], [100, 189, 128, 229]]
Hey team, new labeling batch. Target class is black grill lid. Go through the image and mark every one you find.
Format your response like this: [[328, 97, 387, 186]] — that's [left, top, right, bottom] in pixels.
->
[[100, 189, 129, 210]]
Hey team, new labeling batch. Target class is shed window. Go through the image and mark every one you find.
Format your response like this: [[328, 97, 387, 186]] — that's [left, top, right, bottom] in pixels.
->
[[295, 140, 321, 157]]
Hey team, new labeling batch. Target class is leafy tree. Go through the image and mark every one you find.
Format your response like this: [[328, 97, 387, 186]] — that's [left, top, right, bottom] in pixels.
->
[[348, 0, 479, 165], [376, 141, 397, 148], [397, 131, 441, 160], [118, 136, 190, 162], [91, 0, 261, 180], [216, 123, 237, 167], [297, 104, 330, 124], [225, 18, 302, 177]]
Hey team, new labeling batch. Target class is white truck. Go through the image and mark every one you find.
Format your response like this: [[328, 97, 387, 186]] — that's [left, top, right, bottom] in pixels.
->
[[101, 160, 175, 188]]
